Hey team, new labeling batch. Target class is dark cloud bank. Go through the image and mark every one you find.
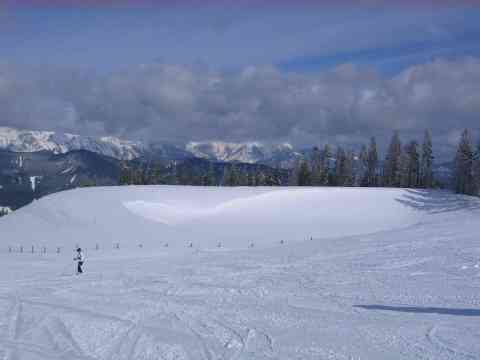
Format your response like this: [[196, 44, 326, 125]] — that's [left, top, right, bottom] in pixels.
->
[[0, 58, 479, 156]]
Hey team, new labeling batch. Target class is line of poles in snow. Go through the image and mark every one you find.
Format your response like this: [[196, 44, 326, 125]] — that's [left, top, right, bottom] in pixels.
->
[[170, 237, 315, 249], [6, 237, 315, 254], [6, 243, 124, 254]]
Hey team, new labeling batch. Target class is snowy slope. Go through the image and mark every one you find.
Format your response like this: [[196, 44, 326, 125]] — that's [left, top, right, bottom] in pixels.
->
[[0, 127, 144, 160], [0, 186, 423, 249], [0, 187, 480, 359]]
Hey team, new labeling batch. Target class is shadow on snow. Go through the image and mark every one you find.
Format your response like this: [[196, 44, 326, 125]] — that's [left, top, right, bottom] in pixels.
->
[[354, 304, 480, 317], [395, 189, 480, 214]]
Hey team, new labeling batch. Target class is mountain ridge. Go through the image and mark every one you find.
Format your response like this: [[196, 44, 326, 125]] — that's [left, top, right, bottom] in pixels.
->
[[0, 127, 303, 166], [0, 127, 144, 160], [186, 141, 301, 167]]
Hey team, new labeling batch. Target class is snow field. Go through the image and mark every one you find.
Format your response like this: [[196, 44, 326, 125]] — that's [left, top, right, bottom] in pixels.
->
[[0, 186, 480, 359], [1, 186, 425, 252]]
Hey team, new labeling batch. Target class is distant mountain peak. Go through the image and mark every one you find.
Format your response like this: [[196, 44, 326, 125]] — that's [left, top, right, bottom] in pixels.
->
[[0, 127, 302, 167], [186, 141, 300, 166], [0, 127, 144, 160]]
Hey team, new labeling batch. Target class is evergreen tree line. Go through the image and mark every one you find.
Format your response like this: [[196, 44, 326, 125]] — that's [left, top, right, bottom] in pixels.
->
[[118, 129, 480, 197], [221, 164, 282, 186], [453, 129, 480, 196], [288, 129, 435, 189], [119, 159, 286, 187]]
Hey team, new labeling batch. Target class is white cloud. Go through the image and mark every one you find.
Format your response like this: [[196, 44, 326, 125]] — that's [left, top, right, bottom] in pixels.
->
[[0, 58, 479, 157]]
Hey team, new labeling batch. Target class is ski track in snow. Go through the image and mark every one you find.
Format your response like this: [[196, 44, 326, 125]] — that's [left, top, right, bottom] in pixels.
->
[[0, 187, 480, 359]]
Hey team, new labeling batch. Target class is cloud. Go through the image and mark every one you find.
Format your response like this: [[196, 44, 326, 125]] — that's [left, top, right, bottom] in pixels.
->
[[0, 58, 479, 157]]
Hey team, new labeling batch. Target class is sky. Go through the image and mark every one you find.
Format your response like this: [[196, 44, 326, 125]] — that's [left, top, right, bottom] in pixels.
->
[[0, 1, 480, 155]]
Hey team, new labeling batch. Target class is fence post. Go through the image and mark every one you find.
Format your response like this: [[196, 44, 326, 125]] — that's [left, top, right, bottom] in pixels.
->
[[8, 246, 12, 253], [31, 245, 34, 253], [42, 247, 46, 254], [20, 246, 23, 253], [189, 242, 193, 248], [115, 243, 120, 250]]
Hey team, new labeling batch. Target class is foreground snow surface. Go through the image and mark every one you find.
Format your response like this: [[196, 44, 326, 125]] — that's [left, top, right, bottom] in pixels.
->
[[0, 186, 480, 359]]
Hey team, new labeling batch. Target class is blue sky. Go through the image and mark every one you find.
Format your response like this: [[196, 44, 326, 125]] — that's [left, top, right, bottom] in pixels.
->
[[2, 4, 479, 74]]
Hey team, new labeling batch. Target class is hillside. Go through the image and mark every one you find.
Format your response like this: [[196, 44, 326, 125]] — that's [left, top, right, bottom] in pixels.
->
[[0, 187, 479, 359], [1, 186, 425, 249], [0, 150, 120, 209]]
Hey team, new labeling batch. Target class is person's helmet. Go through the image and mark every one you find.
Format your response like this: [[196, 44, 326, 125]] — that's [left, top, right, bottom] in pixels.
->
[[77, 248, 81, 252]]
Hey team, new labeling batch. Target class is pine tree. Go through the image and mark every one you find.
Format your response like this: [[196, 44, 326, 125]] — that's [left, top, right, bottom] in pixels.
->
[[170, 162, 179, 185], [205, 163, 216, 186], [405, 141, 420, 188], [297, 160, 312, 186], [150, 165, 162, 184], [288, 159, 300, 186], [398, 141, 420, 188], [334, 146, 347, 186], [253, 170, 261, 186], [247, 171, 255, 186], [256, 171, 267, 186], [310, 146, 323, 186], [265, 172, 280, 186], [177, 165, 195, 185], [119, 162, 131, 185], [358, 144, 369, 186], [366, 137, 378, 187], [398, 145, 409, 188], [420, 129, 434, 188], [237, 167, 248, 186], [472, 142, 480, 195], [230, 165, 239, 186], [274, 171, 282, 186], [383, 130, 402, 187], [222, 166, 233, 186], [344, 150, 355, 186], [321, 144, 332, 185], [454, 129, 476, 195]]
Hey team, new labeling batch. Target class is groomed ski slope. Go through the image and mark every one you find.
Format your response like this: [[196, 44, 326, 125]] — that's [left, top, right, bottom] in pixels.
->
[[0, 186, 479, 359], [0, 186, 425, 250]]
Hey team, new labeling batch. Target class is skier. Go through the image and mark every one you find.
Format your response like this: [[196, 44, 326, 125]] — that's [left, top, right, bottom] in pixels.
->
[[74, 248, 84, 274]]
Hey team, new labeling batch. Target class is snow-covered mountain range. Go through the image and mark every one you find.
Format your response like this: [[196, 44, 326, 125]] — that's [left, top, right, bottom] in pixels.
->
[[0, 127, 302, 165], [186, 141, 301, 167], [0, 127, 145, 160]]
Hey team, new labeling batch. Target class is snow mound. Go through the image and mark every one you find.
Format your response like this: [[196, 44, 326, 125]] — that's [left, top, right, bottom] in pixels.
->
[[0, 186, 474, 251]]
